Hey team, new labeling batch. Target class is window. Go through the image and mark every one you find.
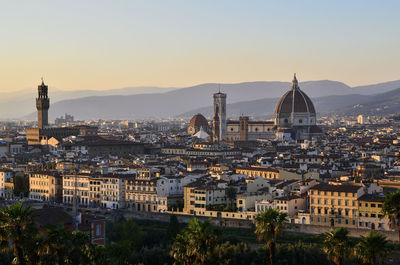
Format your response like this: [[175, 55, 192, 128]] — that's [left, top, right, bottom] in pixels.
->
[[299, 119, 302, 124], [96, 224, 102, 236], [371, 203, 376, 207]]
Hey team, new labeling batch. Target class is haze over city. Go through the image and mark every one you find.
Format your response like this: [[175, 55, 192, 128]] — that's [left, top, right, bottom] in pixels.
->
[[1, 0, 400, 92]]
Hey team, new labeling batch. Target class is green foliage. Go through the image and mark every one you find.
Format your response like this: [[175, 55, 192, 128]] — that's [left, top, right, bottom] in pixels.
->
[[13, 173, 29, 197], [106, 217, 145, 248], [355, 231, 390, 265], [170, 218, 220, 265], [0, 204, 397, 265], [165, 215, 180, 244], [0, 201, 37, 265], [206, 204, 238, 212], [276, 242, 330, 265], [382, 190, 400, 241], [322, 227, 353, 265], [226, 186, 237, 207], [253, 209, 287, 265]]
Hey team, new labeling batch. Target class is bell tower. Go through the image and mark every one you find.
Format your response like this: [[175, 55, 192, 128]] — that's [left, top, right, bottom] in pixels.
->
[[212, 91, 227, 142], [36, 78, 50, 129]]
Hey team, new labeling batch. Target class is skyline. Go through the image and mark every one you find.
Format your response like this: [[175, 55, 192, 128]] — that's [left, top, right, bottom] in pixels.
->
[[1, 1, 400, 91]]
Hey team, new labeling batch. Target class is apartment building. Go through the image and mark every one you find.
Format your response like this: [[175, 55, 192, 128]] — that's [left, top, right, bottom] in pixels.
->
[[89, 177, 102, 207], [0, 169, 13, 198], [126, 169, 157, 212], [62, 174, 90, 207], [358, 194, 390, 230], [100, 175, 128, 209], [183, 178, 228, 215], [29, 171, 62, 202], [309, 183, 364, 228]]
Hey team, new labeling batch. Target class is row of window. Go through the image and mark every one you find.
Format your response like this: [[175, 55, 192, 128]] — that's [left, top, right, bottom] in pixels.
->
[[310, 190, 355, 197], [311, 198, 356, 206]]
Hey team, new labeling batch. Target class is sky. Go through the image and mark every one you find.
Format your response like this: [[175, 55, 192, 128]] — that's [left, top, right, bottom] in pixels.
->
[[1, 0, 399, 92]]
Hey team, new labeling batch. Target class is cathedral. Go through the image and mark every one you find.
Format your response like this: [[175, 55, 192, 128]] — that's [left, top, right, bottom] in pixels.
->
[[274, 74, 322, 141], [188, 74, 322, 143]]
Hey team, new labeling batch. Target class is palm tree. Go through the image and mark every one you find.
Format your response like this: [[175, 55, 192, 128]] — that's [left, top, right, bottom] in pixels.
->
[[322, 227, 352, 265], [43, 223, 72, 265], [253, 209, 287, 265], [355, 231, 389, 265], [381, 190, 400, 241], [0, 201, 37, 265], [170, 218, 219, 265]]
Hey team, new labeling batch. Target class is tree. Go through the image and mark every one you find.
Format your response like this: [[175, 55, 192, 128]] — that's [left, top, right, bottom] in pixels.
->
[[0, 201, 37, 265], [43, 223, 94, 265], [322, 227, 352, 265], [165, 215, 180, 244], [43, 224, 72, 265], [253, 209, 287, 265], [226, 186, 237, 207], [355, 231, 389, 265], [381, 190, 400, 241], [170, 218, 219, 265], [13, 173, 29, 198]]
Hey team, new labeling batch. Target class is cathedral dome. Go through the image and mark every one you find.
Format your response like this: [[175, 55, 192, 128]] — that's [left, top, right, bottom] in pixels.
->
[[189, 113, 208, 128], [275, 74, 315, 116], [188, 113, 209, 135]]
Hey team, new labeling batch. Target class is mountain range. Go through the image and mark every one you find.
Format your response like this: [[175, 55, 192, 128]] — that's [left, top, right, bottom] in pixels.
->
[[6, 79, 400, 120]]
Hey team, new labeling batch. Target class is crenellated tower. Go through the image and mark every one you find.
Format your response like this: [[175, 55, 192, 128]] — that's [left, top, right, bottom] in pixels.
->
[[36, 78, 50, 129]]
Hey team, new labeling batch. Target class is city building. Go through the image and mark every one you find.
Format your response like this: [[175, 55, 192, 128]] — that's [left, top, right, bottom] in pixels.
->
[[274, 74, 323, 141], [309, 183, 364, 228], [29, 171, 63, 202]]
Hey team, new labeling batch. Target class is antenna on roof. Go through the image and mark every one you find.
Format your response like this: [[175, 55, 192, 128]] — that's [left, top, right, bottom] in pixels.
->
[[218, 84, 221, 93]]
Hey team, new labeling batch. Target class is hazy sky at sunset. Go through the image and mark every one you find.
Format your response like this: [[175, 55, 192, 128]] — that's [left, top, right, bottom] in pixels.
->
[[1, 0, 399, 92]]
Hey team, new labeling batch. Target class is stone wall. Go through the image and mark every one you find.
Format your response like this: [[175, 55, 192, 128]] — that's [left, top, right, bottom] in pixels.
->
[[122, 210, 399, 242]]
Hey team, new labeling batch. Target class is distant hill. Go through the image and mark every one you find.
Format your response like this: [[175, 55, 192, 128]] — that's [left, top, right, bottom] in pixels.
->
[[0, 86, 176, 120], [179, 94, 373, 119], [336, 88, 400, 116], [17, 79, 400, 120]]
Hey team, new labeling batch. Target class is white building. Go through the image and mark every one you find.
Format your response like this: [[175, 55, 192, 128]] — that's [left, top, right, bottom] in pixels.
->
[[62, 174, 90, 207], [100, 175, 127, 209]]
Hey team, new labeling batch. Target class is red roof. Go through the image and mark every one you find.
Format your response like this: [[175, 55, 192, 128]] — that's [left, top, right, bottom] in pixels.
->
[[189, 113, 208, 128]]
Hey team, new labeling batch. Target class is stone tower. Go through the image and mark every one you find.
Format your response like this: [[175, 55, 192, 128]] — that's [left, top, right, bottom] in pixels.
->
[[239, 116, 249, 141], [212, 91, 227, 142], [36, 79, 50, 129]]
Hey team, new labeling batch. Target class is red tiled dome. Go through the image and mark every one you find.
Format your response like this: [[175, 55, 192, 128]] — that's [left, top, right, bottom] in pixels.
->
[[189, 113, 208, 128], [275, 75, 316, 115]]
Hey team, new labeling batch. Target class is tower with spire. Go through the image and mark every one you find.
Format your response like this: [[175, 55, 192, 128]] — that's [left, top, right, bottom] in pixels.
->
[[36, 78, 50, 129]]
